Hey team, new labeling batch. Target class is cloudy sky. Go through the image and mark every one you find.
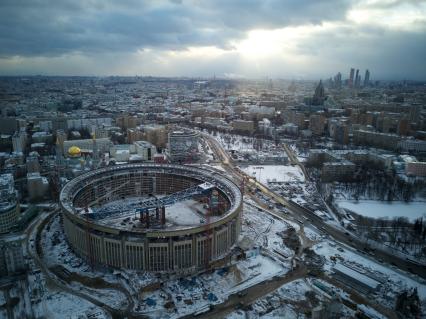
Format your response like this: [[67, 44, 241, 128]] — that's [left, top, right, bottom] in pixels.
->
[[0, 0, 425, 80]]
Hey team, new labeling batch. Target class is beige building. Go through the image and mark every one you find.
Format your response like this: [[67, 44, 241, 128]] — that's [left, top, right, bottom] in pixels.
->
[[406, 162, 426, 177], [143, 124, 168, 148]]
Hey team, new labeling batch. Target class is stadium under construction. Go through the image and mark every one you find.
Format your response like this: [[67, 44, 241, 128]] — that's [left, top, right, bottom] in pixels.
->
[[59, 164, 243, 273]]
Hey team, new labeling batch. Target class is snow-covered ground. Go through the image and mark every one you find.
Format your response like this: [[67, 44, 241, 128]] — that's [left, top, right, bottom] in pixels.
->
[[136, 252, 287, 318], [136, 203, 291, 318], [166, 199, 209, 226], [242, 199, 297, 256], [240, 165, 305, 184], [225, 278, 355, 319], [336, 199, 426, 221], [41, 291, 110, 319], [313, 240, 426, 310]]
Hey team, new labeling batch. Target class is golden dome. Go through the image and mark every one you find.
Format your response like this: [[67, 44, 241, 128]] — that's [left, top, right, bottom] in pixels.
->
[[68, 146, 81, 157]]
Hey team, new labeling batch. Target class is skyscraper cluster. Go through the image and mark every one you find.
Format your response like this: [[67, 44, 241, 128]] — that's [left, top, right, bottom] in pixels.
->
[[348, 68, 370, 88], [331, 68, 371, 89]]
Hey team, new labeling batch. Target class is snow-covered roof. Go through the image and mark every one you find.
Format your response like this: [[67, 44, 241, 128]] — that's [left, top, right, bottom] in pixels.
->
[[333, 264, 380, 290]]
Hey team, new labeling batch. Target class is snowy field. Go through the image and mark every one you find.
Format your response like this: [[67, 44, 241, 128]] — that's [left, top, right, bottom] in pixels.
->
[[336, 199, 426, 221], [212, 132, 275, 153], [240, 165, 305, 184]]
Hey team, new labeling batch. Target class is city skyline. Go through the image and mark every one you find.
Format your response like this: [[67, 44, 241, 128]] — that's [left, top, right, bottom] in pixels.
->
[[0, 0, 426, 80]]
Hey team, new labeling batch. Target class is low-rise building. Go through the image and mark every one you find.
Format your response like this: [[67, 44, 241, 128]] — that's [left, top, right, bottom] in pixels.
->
[[321, 161, 356, 182], [399, 139, 426, 154], [333, 263, 381, 294], [353, 129, 400, 151]]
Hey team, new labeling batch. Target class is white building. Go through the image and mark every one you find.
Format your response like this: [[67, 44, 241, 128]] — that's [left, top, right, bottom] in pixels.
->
[[27, 172, 49, 200], [134, 141, 157, 161]]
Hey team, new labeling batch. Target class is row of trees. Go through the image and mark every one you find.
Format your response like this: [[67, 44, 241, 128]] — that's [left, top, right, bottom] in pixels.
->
[[357, 215, 426, 257], [328, 166, 425, 202]]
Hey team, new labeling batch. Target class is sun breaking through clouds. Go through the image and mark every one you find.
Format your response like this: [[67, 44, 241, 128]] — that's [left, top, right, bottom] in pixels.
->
[[0, 0, 425, 79]]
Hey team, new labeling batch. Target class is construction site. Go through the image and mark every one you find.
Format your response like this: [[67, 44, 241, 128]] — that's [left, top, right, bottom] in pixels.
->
[[59, 163, 242, 273]]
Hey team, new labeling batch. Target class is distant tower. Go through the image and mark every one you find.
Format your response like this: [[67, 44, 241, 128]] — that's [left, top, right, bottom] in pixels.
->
[[349, 68, 355, 87], [354, 69, 360, 88], [334, 72, 342, 88], [364, 69, 370, 87], [312, 80, 325, 105]]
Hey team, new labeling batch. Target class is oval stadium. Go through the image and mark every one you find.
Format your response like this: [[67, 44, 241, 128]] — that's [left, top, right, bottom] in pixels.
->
[[59, 164, 242, 273]]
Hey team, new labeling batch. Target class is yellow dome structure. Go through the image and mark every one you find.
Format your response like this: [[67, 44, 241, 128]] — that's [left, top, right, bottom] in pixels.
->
[[68, 146, 81, 157]]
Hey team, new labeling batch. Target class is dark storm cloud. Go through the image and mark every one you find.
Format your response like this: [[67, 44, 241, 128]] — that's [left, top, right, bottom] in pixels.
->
[[0, 0, 353, 57], [293, 24, 426, 80]]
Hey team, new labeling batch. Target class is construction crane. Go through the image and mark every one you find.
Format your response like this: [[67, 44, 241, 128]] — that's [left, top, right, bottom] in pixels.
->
[[84, 181, 216, 221]]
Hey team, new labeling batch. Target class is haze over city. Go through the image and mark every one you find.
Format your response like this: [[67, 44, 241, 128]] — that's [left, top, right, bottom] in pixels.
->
[[1, 0, 426, 79]]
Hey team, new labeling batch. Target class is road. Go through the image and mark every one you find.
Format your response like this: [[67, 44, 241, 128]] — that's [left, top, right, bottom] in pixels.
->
[[203, 133, 426, 279], [282, 143, 308, 179]]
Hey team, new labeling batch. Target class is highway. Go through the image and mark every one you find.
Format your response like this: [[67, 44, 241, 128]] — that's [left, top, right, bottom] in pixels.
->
[[203, 133, 426, 280]]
